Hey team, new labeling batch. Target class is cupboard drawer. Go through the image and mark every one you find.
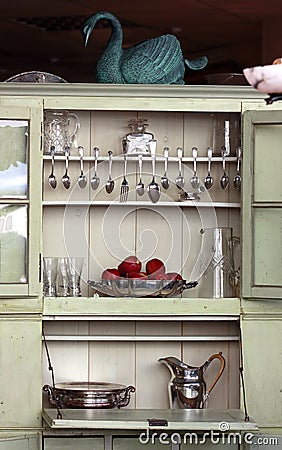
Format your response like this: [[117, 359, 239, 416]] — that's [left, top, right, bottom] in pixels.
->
[[44, 437, 104, 450]]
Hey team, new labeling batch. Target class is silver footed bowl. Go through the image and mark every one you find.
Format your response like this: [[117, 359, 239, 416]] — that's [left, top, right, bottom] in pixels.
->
[[88, 278, 197, 298]]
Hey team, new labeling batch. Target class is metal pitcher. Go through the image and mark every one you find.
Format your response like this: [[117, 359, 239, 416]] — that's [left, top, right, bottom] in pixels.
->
[[159, 353, 225, 409], [44, 110, 80, 155], [199, 227, 240, 298]]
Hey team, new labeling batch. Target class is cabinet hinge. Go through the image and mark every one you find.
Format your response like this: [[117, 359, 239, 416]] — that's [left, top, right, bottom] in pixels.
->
[[39, 253, 42, 282]]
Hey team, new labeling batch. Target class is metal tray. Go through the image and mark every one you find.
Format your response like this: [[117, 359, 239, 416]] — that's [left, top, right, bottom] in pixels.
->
[[43, 382, 135, 409], [88, 278, 197, 298]]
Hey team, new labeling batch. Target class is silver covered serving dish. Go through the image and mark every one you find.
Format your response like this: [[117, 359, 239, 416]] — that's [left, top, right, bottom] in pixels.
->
[[88, 278, 197, 298], [43, 382, 135, 409]]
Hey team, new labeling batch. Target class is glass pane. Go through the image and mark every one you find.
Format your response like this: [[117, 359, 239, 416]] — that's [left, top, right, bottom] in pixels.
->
[[0, 204, 27, 283], [0, 120, 28, 198], [254, 208, 282, 286]]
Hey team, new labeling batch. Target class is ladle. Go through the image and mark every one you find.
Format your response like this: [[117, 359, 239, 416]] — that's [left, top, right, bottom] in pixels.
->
[[233, 146, 241, 190], [77, 145, 87, 189], [105, 150, 115, 194], [136, 154, 145, 196], [48, 145, 57, 189], [147, 140, 160, 203], [90, 147, 100, 190], [220, 146, 229, 190], [204, 147, 214, 190], [175, 147, 185, 189], [161, 147, 169, 190], [190, 146, 200, 189], [62, 146, 71, 189]]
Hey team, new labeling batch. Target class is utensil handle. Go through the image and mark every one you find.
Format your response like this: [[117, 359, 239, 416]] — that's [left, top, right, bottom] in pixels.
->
[[50, 145, 55, 174], [207, 147, 212, 174], [108, 150, 113, 177], [65, 146, 70, 173], [164, 147, 169, 173], [177, 147, 183, 174], [78, 145, 84, 173], [123, 154, 127, 177], [192, 147, 198, 173], [138, 154, 143, 178], [236, 146, 241, 172], [93, 147, 99, 173]]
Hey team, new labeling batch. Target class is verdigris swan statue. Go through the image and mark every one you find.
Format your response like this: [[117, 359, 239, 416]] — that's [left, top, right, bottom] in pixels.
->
[[81, 11, 208, 84]]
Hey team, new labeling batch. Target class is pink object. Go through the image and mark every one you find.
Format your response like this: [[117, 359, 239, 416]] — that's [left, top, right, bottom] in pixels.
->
[[243, 64, 282, 93]]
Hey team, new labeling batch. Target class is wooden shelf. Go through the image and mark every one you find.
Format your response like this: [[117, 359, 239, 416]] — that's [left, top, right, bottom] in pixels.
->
[[43, 297, 240, 319], [42, 408, 258, 432]]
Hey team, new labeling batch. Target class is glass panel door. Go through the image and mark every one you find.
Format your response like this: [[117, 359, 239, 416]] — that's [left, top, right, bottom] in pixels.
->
[[0, 103, 42, 297]]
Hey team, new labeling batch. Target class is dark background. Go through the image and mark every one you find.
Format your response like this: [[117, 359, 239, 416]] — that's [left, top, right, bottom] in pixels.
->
[[0, 0, 282, 83]]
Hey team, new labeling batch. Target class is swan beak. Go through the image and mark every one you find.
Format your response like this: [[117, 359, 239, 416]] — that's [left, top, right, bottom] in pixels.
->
[[82, 25, 92, 47]]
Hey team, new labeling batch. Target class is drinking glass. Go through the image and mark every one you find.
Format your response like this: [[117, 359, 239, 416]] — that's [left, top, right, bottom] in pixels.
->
[[43, 257, 58, 297], [66, 257, 84, 297], [57, 257, 70, 297]]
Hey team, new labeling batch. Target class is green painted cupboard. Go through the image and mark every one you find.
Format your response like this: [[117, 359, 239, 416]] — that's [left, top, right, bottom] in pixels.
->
[[0, 84, 280, 449]]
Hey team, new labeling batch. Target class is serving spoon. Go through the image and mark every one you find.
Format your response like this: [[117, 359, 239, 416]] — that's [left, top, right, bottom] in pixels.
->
[[62, 146, 71, 189], [220, 146, 229, 189], [77, 145, 87, 188], [204, 147, 214, 189], [175, 147, 185, 189], [190, 146, 200, 189], [105, 150, 114, 193], [90, 147, 100, 190], [233, 146, 242, 190], [136, 154, 145, 196], [161, 147, 169, 190], [147, 140, 160, 203], [48, 145, 57, 189]]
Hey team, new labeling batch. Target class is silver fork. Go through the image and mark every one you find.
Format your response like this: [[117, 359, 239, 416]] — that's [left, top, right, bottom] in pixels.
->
[[120, 154, 129, 202]]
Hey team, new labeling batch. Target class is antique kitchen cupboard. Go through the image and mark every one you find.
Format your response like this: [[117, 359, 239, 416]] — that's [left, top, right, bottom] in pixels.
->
[[0, 84, 281, 450]]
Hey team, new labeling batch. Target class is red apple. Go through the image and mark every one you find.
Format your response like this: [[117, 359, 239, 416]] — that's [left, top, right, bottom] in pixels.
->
[[101, 268, 120, 280], [118, 256, 142, 277], [146, 258, 165, 276], [164, 272, 183, 281], [127, 271, 147, 279]]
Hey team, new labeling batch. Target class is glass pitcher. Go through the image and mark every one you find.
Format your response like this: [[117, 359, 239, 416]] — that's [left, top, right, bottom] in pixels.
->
[[199, 227, 240, 298], [44, 110, 80, 155]]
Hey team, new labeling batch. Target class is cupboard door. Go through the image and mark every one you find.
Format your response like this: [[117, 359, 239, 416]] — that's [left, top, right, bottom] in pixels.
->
[[242, 110, 282, 299], [0, 316, 42, 427], [44, 437, 104, 450], [241, 318, 282, 427], [0, 102, 42, 298], [0, 435, 40, 450]]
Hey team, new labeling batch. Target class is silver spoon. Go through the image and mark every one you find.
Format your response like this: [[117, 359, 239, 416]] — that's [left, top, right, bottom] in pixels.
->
[[204, 147, 214, 189], [220, 146, 229, 189], [233, 146, 241, 190], [90, 147, 100, 190], [175, 147, 185, 189], [62, 146, 71, 189], [147, 140, 160, 203], [105, 150, 114, 194], [161, 147, 169, 190], [48, 145, 57, 189], [77, 145, 87, 189], [136, 154, 145, 196], [191, 147, 200, 189]]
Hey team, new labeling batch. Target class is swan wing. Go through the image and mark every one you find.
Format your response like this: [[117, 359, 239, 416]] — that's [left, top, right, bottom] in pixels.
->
[[121, 34, 185, 84]]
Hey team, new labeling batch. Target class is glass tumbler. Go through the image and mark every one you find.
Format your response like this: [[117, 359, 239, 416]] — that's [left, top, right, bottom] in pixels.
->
[[66, 257, 84, 297], [57, 257, 70, 297], [43, 257, 58, 297]]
